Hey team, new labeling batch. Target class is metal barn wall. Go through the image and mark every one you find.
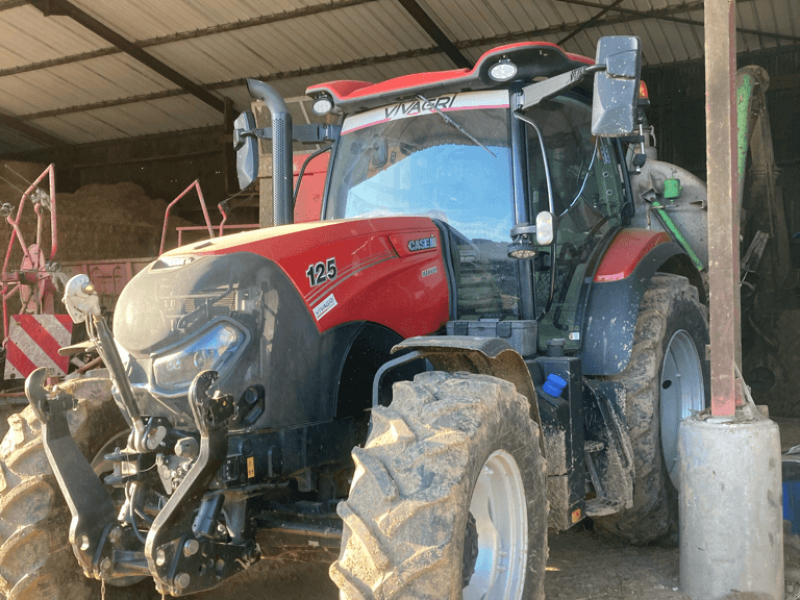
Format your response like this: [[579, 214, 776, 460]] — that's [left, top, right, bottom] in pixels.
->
[[71, 128, 227, 197]]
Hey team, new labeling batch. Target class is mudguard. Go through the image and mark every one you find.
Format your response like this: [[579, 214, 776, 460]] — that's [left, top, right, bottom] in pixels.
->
[[581, 229, 704, 376], [391, 335, 545, 457]]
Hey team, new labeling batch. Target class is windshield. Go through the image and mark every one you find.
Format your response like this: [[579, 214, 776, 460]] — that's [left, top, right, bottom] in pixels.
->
[[325, 91, 513, 243]]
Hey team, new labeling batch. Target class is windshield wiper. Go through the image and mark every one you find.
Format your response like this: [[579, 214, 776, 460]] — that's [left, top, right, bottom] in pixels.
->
[[417, 94, 495, 157]]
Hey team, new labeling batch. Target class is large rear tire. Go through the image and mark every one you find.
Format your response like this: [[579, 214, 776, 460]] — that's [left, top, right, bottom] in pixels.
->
[[595, 273, 709, 544], [331, 371, 547, 600], [0, 376, 142, 600]]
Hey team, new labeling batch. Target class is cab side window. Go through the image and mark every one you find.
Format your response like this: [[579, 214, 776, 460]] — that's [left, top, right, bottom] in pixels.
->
[[524, 96, 626, 234], [523, 95, 628, 349]]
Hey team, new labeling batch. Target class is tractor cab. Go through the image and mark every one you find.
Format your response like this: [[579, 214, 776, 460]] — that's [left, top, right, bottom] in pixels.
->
[[236, 36, 642, 356], [324, 86, 627, 353]]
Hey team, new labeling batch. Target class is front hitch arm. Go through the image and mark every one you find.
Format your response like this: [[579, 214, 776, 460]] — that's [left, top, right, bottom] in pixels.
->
[[27, 367, 259, 596], [25, 368, 118, 577]]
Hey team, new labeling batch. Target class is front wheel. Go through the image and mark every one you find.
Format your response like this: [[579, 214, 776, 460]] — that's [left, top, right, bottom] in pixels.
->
[[0, 375, 142, 600], [331, 371, 547, 600]]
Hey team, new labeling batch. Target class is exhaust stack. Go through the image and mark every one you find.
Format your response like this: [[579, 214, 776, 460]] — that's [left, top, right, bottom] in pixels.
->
[[246, 78, 293, 226]]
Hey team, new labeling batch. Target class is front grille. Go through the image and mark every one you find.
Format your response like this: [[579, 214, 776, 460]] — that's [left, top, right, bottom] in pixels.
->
[[162, 287, 237, 321]]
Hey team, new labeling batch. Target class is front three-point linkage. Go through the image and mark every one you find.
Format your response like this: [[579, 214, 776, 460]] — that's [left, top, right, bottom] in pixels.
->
[[26, 365, 258, 596], [144, 370, 260, 597]]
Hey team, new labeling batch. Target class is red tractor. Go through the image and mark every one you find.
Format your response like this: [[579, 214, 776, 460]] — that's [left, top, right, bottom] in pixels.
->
[[6, 36, 707, 599]]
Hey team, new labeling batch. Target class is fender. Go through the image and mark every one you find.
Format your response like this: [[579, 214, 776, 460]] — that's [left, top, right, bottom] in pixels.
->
[[391, 336, 545, 457], [581, 228, 704, 376]]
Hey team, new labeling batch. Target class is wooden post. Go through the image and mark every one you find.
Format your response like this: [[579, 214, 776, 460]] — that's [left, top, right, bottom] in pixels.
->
[[705, 0, 739, 416]]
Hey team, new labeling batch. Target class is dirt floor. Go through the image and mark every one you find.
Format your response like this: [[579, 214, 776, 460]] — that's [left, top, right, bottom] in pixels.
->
[[181, 415, 800, 600], [190, 529, 691, 600], [83, 417, 799, 600], [187, 525, 797, 600]]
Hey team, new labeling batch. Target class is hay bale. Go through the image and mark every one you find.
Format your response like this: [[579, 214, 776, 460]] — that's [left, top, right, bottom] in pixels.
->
[[0, 172, 197, 268]]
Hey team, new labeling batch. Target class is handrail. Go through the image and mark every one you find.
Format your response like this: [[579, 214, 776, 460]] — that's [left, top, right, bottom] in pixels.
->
[[159, 180, 214, 255]]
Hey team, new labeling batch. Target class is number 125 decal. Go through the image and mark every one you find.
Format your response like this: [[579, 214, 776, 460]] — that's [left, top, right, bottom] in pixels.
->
[[307, 257, 337, 287]]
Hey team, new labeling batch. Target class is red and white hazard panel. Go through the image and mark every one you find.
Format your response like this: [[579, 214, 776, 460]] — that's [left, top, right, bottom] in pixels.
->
[[4, 314, 73, 380]]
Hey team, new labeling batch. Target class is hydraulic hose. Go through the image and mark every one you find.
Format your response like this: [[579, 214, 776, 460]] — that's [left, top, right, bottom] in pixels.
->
[[93, 316, 145, 443], [246, 78, 294, 226]]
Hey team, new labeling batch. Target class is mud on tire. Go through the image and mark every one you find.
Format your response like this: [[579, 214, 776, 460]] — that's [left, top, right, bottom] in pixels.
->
[[0, 376, 129, 600], [594, 273, 709, 545], [331, 371, 547, 600]]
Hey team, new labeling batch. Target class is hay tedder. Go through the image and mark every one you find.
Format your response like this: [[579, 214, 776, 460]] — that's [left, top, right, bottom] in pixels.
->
[[0, 171, 253, 391]]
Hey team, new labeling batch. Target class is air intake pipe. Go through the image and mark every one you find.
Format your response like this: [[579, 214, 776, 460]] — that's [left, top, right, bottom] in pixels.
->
[[246, 78, 293, 226]]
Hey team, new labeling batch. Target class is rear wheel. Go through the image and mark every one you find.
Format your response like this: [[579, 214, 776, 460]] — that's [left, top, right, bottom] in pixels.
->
[[331, 371, 547, 600], [0, 376, 150, 600], [595, 273, 709, 544]]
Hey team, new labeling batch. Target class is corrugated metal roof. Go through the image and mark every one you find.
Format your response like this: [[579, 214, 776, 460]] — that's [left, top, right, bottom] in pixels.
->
[[68, 0, 339, 41], [0, 3, 107, 68], [3, 54, 176, 116], [0, 0, 796, 153], [143, 2, 433, 85]]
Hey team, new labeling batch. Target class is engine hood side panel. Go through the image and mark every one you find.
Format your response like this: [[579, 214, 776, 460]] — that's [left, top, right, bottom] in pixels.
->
[[114, 217, 450, 429], [114, 252, 361, 428], [168, 216, 451, 338]]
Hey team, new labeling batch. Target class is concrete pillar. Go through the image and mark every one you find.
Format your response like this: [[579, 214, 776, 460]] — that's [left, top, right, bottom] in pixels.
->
[[679, 408, 783, 599]]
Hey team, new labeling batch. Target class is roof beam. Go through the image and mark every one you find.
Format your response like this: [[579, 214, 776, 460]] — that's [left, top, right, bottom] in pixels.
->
[[0, 0, 31, 11], [6, 0, 792, 81], [395, 0, 471, 69], [558, 0, 626, 45], [1, 0, 378, 78], [0, 111, 67, 147], [16, 48, 447, 121], [556, 0, 800, 43], [32, 0, 226, 113], [13, 0, 798, 123]]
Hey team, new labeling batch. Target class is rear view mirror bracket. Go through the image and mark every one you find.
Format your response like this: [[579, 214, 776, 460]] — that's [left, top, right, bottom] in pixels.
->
[[233, 114, 341, 191], [234, 123, 341, 147], [519, 64, 604, 111]]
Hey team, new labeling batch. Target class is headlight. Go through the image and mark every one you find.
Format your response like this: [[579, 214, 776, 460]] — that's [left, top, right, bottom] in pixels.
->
[[152, 321, 248, 394]]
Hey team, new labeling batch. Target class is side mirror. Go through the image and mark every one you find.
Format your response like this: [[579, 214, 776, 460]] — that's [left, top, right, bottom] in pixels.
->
[[591, 36, 642, 137], [233, 110, 259, 190]]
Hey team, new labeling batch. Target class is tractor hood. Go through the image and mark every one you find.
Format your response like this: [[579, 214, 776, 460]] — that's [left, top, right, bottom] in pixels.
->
[[112, 216, 449, 407], [156, 215, 450, 336]]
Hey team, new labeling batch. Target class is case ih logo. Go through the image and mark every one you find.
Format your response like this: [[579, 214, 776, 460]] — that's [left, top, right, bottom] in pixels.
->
[[408, 235, 437, 252], [384, 95, 457, 119]]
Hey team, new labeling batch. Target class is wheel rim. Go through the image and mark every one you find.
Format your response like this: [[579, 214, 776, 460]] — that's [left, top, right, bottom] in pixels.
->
[[660, 329, 705, 488], [463, 449, 527, 600]]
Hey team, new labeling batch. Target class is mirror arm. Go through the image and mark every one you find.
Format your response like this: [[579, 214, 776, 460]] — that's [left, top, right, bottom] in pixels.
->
[[520, 64, 606, 111], [235, 124, 341, 148]]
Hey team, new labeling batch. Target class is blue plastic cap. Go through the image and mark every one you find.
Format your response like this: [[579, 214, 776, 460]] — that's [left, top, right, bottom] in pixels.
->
[[543, 373, 568, 398]]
